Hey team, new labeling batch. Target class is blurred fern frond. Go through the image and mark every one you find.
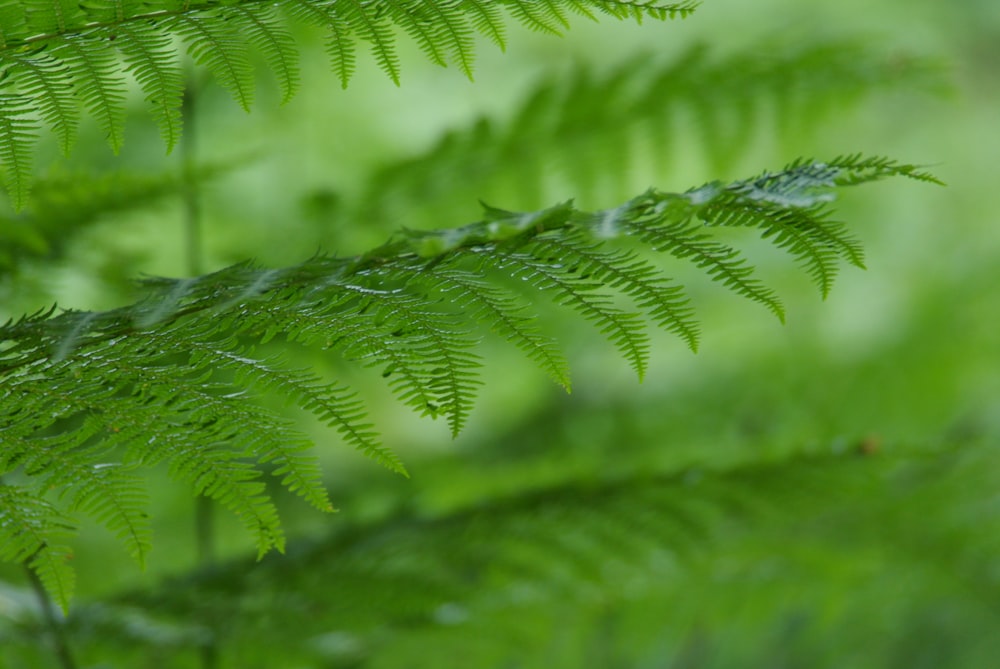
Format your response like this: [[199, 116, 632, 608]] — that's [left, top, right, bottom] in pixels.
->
[[0, 155, 935, 609], [349, 40, 942, 231], [0, 0, 697, 207], [15, 438, 996, 669]]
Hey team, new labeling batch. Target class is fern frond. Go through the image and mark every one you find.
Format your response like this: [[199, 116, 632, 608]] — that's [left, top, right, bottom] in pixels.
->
[[1, 426, 152, 567], [503, 0, 569, 34], [491, 247, 652, 379], [335, 279, 483, 436], [400, 261, 573, 389], [8, 52, 78, 155], [626, 212, 786, 321], [169, 444, 284, 558], [78, 447, 921, 666], [0, 94, 37, 210], [116, 24, 184, 152], [340, 0, 401, 83], [528, 231, 700, 353], [171, 12, 255, 111], [283, 0, 356, 88], [696, 157, 942, 296], [354, 40, 942, 230], [0, 157, 931, 604], [394, 0, 478, 79], [71, 466, 151, 564], [53, 34, 127, 152], [458, 0, 506, 50], [232, 4, 300, 103], [823, 153, 944, 186], [0, 0, 695, 205], [184, 347, 334, 509], [0, 483, 77, 611]]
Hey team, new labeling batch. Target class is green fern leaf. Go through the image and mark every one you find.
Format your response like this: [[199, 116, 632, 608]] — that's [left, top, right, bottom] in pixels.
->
[[170, 12, 255, 111], [459, 0, 507, 50], [425, 3, 477, 78], [404, 261, 573, 389], [53, 34, 127, 153], [9, 53, 78, 155], [339, 280, 483, 436], [340, 0, 401, 84], [283, 0, 357, 88], [116, 25, 185, 153], [186, 338, 394, 493], [232, 4, 300, 103], [387, 1, 449, 71], [825, 153, 944, 186], [0, 0, 699, 204], [170, 446, 284, 558], [628, 212, 787, 322], [63, 463, 151, 567], [504, 0, 568, 34], [0, 94, 37, 209], [22, 0, 84, 34], [498, 248, 652, 379], [0, 157, 934, 607], [1, 421, 152, 567], [0, 483, 76, 612], [531, 233, 700, 353]]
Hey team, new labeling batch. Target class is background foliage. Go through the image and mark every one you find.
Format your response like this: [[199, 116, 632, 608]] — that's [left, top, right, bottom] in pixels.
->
[[1, 0, 998, 666]]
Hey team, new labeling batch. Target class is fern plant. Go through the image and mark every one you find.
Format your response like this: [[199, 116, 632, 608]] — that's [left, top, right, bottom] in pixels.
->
[[0, 153, 937, 610], [0, 0, 697, 207], [0, 0, 939, 649]]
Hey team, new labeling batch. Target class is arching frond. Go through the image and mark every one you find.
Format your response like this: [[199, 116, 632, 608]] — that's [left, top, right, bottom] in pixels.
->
[[0, 156, 933, 604]]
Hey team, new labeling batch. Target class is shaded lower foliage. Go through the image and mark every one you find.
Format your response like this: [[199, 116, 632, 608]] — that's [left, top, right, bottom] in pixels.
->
[[4, 437, 995, 669]]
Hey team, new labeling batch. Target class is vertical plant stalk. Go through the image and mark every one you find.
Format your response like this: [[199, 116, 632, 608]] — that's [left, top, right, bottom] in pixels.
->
[[182, 78, 204, 281], [181, 73, 215, 568], [182, 70, 220, 669], [25, 562, 78, 669]]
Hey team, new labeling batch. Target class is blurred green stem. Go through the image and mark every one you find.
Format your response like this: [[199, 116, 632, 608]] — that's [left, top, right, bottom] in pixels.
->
[[182, 75, 203, 279], [183, 70, 219, 669], [182, 73, 214, 568]]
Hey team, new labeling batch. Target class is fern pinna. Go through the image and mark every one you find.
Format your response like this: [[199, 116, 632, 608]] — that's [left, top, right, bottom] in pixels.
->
[[0, 0, 698, 208], [0, 154, 937, 609]]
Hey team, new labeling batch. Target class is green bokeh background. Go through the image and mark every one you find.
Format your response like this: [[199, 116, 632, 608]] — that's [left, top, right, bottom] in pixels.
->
[[2, 0, 998, 666]]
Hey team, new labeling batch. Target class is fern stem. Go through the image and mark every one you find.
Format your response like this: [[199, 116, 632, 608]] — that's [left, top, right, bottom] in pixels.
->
[[195, 498, 216, 564], [182, 74, 203, 278], [182, 68, 220, 669], [182, 71, 214, 569], [24, 562, 78, 669]]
